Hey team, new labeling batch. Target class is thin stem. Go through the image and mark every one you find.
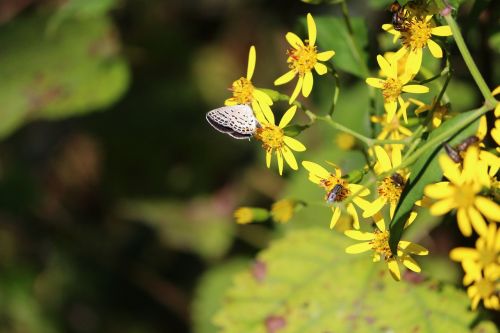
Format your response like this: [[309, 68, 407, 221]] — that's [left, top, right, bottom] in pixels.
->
[[329, 68, 341, 117], [443, 12, 496, 107], [317, 115, 373, 146]]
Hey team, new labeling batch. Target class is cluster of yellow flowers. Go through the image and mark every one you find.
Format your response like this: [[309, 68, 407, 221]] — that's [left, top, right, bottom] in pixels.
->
[[221, 1, 499, 310]]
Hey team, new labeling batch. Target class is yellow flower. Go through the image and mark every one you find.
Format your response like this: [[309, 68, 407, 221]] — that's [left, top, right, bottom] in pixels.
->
[[301, 161, 370, 229], [463, 263, 500, 310], [335, 133, 356, 151], [383, 15, 452, 74], [274, 13, 335, 104], [379, 51, 409, 78], [363, 146, 409, 219], [371, 104, 413, 151], [366, 55, 429, 120], [271, 199, 297, 223], [409, 97, 451, 128], [344, 214, 429, 281], [234, 207, 269, 224], [450, 223, 500, 286], [225, 45, 274, 123], [424, 147, 500, 237], [255, 106, 306, 175]]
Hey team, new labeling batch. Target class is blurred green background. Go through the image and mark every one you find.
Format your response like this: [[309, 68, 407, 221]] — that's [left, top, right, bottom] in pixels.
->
[[0, 0, 498, 332]]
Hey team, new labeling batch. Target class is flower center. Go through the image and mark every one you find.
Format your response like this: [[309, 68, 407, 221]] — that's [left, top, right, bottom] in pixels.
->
[[378, 173, 405, 204], [230, 77, 254, 104], [401, 18, 432, 50], [320, 175, 350, 202], [382, 78, 403, 102], [287, 42, 317, 77], [453, 182, 477, 208], [255, 125, 284, 150], [370, 230, 393, 260]]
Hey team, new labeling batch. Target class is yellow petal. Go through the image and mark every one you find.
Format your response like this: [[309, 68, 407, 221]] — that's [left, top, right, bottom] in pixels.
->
[[377, 54, 396, 78], [492, 85, 500, 96], [384, 101, 398, 120], [282, 137, 305, 154], [431, 25, 452, 36], [457, 208, 472, 237], [402, 84, 429, 94], [281, 146, 298, 170], [285, 32, 304, 48], [279, 105, 297, 128], [314, 62, 328, 75], [257, 100, 275, 125], [344, 230, 375, 241], [246, 45, 256, 80], [362, 197, 386, 218], [424, 182, 454, 199], [374, 145, 393, 171], [307, 13, 316, 46], [475, 197, 500, 222], [302, 71, 314, 97], [366, 78, 385, 89], [349, 184, 370, 197], [277, 150, 284, 175], [406, 48, 422, 74], [316, 50, 335, 61], [429, 198, 455, 216], [392, 146, 402, 167], [251, 100, 267, 124], [345, 242, 372, 254], [449, 247, 479, 262], [427, 39, 443, 58], [330, 207, 341, 229], [274, 70, 296, 86], [439, 154, 462, 184], [398, 96, 408, 124], [347, 203, 360, 229], [402, 255, 421, 272], [468, 207, 488, 236], [399, 241, 429, 255], [289, 76, 303, 104], [387, 259, 401, 281], [253, 88, 273, 106], [266, 150, 272, 168], [302, 161, 329, 179]]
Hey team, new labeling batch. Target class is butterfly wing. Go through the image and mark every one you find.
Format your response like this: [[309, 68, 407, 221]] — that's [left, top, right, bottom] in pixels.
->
[[206, 105, 258, 139]]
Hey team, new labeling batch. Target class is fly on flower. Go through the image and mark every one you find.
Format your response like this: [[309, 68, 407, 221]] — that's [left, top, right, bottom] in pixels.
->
[[206, 104, 260, 139]]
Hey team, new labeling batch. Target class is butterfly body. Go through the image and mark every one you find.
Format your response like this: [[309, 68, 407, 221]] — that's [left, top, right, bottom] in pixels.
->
[[206, 105, 259, 139]]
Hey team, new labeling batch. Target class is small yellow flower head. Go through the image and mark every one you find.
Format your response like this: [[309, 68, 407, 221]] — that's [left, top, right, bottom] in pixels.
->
[[271, 199, 296, 223], [225, 46, 275, 124], [344, 214, 429, 281], [336, 133, 356, 151], [254, 105, 306, 175], [366, 55, 428, 120], [363, 146, 408, 219], [234, 207, 270, 224], [383, 15, 452, 74], [302, 161, 370, 229], [425, 147, 500, 237], [461, 261, 500, 310], [371, 104, 413, 150], [274, 13, 335, 104], [410, 97, 451, 128]]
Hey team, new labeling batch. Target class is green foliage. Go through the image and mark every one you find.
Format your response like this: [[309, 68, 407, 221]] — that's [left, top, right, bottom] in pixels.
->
[[214, 228, 486, 333], [0, 14, 129, 139], [192, 259, 250, 333], [314, 17, 368, 78], [117, 198, 235, 260], [389, 111, 480, 253]]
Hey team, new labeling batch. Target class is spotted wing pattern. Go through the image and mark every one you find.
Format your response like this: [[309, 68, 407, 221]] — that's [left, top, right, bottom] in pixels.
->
[[206, 105, 259, 139]]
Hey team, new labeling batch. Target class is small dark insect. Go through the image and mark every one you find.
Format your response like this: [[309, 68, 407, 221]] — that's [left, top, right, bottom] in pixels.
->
[[389, 1, 408, 31], [326, 184, 343, 204], [391, 173, 405, 188], [455, 136, 479, 152], [444, 143, 462, 163]]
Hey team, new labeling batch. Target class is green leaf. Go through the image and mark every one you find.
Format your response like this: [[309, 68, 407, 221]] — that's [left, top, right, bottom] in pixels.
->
[[117, 198, 235, 260], [192, 259, 250, 333], [0, 15, 129, 139], [389, 112, 481, 254], [314, 17, 368, 78], [214, 228, 484, 333], [488, 31, 500, 54]]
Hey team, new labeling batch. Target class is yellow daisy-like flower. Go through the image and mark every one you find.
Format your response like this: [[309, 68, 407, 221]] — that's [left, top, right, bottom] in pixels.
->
[[409, 97, 451, 128], [234, 207, 269, 224], [383, 15, 452, 74], [363, 146, 409, 219], [371, 104, 413, 151], [461, 261, 500, 311], [225, 45, 274, 123], [424, 147, 500, 237], [366, 55, 429, 120], [274, 13, 335, 104], [301, 161, 370, 229], [450, 223, 500, 286], [344, 213, 429, 281], [271, 199, 296, 223], [379, 51, 409, 78], [255, 106, 306, 175]]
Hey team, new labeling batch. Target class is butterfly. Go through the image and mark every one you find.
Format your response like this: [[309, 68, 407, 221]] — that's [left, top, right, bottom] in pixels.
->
[[206, 104, 260, 139]]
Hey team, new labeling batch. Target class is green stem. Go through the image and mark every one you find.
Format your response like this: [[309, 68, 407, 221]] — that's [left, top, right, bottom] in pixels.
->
[[329, 68, 341, 117], [443, 13, 496, 107]]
